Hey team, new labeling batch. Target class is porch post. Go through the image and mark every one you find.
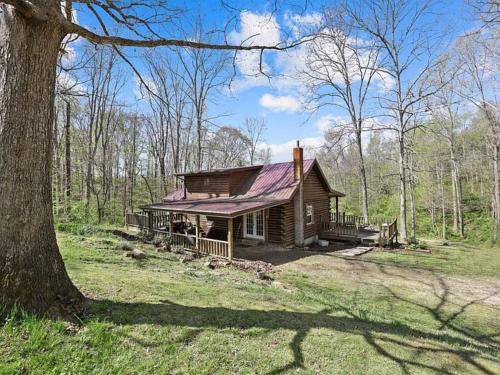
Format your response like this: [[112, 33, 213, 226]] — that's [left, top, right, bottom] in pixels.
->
[[195, 214, 200, 251], [169, 211, 173, 234], [335, 196, 339, 222], [227, 217, 233, 260], [147, 210, 153, 233]]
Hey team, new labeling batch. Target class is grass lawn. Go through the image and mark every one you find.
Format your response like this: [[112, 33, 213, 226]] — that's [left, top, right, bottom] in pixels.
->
[[1, 231, 499, 374]]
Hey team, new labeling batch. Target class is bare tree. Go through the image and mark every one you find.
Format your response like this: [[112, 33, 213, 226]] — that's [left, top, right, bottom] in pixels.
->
[[347, 0, 450, 242], [302, 8, 380, 223], [427, 58, 467, 238], [0, 0, 300, 314], [208, 126, 248, 168], [177, 21, 230, 171], [455, 33, 500, 242], [242, 117, 267, 165]]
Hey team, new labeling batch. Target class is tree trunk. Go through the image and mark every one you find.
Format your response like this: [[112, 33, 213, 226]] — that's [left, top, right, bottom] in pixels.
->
[[408, 152, 417, 243], [0, 5, 83, 314], [493, 142, 500, 244], [65, 100, 71, 214], [355, 130, 369, 224], [398, 135, 407, 241]]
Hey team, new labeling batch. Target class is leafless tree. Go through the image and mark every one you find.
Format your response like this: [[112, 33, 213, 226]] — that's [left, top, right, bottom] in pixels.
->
[[242, 117, 267, 165], [347, 0, 450, 241], [302, 8, 380, 223], [455, 33, 500, 242], [207, 127, 248, 168]]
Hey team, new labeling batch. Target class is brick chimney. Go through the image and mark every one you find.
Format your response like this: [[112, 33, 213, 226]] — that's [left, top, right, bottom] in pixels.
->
[[293, 140, 304, 181], [293, 140, 305, 246]]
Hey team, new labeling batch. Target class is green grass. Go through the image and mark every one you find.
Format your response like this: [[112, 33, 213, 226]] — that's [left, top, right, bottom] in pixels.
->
[[1, 232, 499, 374], [363, 241, 500, 278]]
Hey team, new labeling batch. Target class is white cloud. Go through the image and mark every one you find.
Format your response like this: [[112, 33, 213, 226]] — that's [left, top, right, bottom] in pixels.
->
[[314, 114, 350, 132], [259, 137, 325, 162], [259, 93, 302, 112], [228, 11, 281, 91], [284, 12, 322, 38]]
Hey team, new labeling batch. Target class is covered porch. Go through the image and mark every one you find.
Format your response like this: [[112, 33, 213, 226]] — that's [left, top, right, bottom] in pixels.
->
[[126, 197, 286, 259], [127, 210, 235, 259]]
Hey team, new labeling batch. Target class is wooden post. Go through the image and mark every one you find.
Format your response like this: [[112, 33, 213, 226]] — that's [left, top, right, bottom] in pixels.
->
[[227, 217, 233, 260], [147, 211, 153, 233], [195, 214, 200, 251], [169, 211, 173, 235], [335, 196, 339, 222]]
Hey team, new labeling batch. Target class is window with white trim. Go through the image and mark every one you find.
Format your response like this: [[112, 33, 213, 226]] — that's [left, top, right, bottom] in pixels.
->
[[306, 204, 314, 225], [244, 210, 265, 239]]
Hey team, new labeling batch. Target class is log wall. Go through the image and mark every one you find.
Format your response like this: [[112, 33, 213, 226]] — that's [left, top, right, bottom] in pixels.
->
[[303, 166, 331, 240]]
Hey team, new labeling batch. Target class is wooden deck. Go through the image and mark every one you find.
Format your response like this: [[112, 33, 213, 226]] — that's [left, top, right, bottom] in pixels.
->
[[320, 214, 398, 246], [320, 228, 381, 245]]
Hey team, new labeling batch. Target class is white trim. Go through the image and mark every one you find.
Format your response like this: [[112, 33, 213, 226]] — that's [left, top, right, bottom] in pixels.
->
[[243, 210, 265, 240]]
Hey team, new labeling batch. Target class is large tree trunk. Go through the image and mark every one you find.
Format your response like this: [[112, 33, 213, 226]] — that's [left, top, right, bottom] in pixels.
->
[[0, 4, 83, 314]]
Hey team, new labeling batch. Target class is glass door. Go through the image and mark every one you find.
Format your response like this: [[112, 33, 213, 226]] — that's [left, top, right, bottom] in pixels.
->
[[244, 210, 265, 240]]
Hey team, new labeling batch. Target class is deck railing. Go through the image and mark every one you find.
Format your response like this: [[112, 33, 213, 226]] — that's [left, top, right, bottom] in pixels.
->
[[126, 212, 149, 228], [321, 221, 358, 238], [330, 212, 395, 227], [126, 211, 231, 258], [199, 237, 229, 258]]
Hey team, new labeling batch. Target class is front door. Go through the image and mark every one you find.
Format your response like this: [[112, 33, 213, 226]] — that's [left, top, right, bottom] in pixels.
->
[[243, 210, 265, 240]]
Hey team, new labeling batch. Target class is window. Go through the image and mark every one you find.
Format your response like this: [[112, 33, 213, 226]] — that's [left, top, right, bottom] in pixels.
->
[[306, 204, 314, 225], [244, 210, 265, 239]]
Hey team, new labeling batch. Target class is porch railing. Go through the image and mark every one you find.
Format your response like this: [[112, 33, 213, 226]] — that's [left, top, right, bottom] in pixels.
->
[[321, 221, 358, 238], [125, 212, 230, 258], [125, 212, 149, 228], [199, 237, 229, 258], [330, 212, 395, 227]]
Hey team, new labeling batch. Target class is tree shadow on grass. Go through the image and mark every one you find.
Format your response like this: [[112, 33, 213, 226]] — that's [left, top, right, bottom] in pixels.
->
[[86, 293, 500, 375]]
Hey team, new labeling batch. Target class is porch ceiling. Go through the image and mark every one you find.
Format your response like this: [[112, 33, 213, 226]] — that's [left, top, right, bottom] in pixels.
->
[[141, 197, 288, 218]]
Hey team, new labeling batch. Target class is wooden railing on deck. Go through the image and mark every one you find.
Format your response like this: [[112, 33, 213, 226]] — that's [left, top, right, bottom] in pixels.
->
[[330, 212, 394, 227], [321, 221, 358, 238], [199, 238, 229, 257], [378, 218, 398, 245], [170, 232, 197, 251], [126, 212, 149, 228]]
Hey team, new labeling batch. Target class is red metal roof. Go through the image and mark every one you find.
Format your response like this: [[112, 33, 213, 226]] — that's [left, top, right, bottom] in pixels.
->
[[145, 159, 343, 217]]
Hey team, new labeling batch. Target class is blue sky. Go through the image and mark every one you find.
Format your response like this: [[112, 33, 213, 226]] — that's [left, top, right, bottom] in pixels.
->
[[73, 0, 475, 162]]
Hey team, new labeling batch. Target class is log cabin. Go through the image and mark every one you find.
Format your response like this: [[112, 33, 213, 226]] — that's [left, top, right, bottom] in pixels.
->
[[127, 142, 397, 259]]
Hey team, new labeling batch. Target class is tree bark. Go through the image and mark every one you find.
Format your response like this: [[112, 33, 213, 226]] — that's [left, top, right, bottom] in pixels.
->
[[65, 100, 71, 214], [398, 135, 408, 241], [408, 151, 417, 243], [0, 4, 83, 314], [355, 130, 369, 224]]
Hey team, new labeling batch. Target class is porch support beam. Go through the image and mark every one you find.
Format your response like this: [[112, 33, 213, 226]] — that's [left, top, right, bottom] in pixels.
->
[[335, 196, 339, 222], [169, 211, 173, 234], [195, 214, 200, 251], [227, 218, 233, 260]]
